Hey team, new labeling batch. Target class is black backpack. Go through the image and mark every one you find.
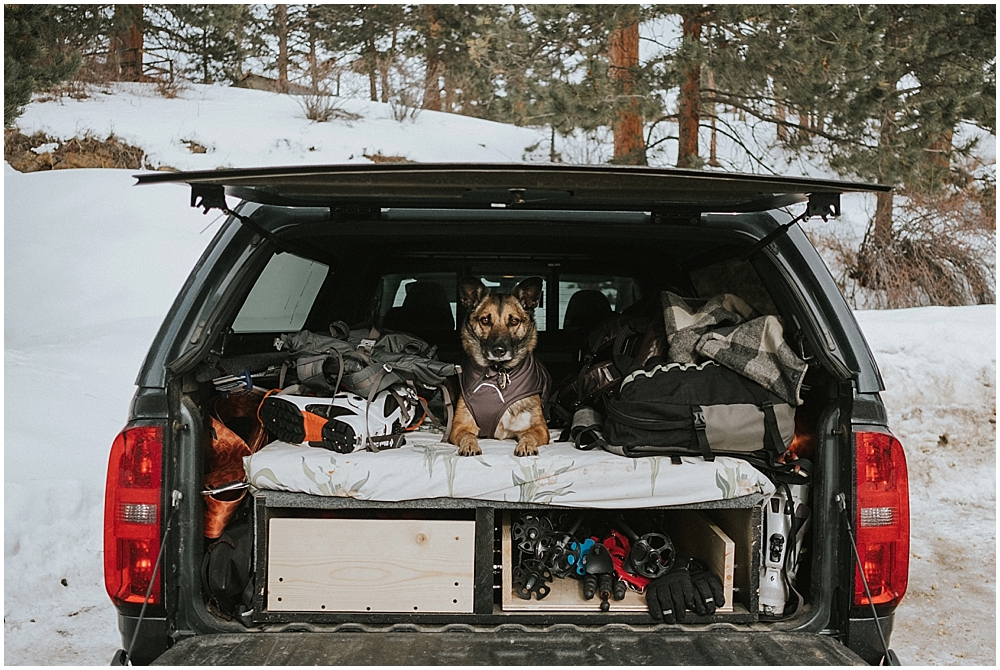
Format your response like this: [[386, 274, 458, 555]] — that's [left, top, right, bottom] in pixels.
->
[[201, 496, 254, 620], [572, 361, 811, 482], [602, 360, 794, 458], [551, 305, 667, 425]]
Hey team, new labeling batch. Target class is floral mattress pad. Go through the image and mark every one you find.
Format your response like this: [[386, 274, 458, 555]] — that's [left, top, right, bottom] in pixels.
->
[[243, 430, 775, 508]]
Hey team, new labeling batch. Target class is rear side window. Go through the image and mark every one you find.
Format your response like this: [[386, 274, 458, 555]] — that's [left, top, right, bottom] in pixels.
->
[[232, 253, 329, 332], [375, 272, 639, 333]]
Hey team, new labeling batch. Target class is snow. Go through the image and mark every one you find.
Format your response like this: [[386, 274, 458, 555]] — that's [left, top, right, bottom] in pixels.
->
[[4, 83, 996, 665], [16, 83, 548, 170]]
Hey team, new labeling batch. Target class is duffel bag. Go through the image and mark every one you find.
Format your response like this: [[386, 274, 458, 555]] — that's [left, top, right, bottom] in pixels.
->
[[601, 360, 794, 460]]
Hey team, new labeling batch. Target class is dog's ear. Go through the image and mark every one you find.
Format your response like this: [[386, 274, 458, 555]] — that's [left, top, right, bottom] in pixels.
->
[[512, 277, 543, 311], [459, 277, 488, 311]]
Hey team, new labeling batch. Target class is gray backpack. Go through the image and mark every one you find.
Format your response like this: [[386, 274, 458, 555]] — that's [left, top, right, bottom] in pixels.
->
[[277, 322, 458, 399]]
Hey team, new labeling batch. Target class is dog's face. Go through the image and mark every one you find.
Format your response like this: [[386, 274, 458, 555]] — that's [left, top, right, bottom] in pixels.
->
[[459, 277, 542, 369]]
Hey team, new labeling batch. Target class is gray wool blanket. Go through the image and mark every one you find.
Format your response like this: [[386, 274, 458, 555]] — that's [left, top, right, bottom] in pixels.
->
[[661, 291, 808, 406]]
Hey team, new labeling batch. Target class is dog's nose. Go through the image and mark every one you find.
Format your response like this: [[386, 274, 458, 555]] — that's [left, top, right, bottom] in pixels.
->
[[491, 344, 508, 358]]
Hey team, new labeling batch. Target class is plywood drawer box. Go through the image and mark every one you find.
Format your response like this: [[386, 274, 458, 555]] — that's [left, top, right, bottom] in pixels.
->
[[267, 518, 475, 613]]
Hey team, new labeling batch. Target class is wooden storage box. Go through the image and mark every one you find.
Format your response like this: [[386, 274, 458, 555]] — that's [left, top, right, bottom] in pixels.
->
[[501, 510, 737, 614], [267, 517, 476, 613]]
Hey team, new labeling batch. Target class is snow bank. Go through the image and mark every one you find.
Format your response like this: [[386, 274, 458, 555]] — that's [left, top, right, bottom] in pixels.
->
[[855, 306, 996, 505], [4, 167, 212, 664], [15, 83, 547, 170]]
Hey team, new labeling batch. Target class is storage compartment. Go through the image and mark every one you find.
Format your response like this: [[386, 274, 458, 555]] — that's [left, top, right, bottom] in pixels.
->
[[500, 507, 759, 620], [267, 517, 475, 613]]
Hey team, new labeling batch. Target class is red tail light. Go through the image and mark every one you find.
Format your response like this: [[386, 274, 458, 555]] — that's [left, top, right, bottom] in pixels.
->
[[104, 424, 164, 607], [853, 431, 909, 607]]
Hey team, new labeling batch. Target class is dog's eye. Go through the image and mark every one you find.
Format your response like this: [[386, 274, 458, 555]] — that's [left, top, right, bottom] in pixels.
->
[[479, 316, 492, 327], [508, 316, 521, 327]]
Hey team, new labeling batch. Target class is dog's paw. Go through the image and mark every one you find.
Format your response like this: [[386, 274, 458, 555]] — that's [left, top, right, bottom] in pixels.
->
[[456, 435, 482, 457], [514, 439, 539, 457]]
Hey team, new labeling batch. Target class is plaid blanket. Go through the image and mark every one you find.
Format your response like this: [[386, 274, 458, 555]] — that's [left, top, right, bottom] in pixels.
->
[[662, 291, 807, 406]]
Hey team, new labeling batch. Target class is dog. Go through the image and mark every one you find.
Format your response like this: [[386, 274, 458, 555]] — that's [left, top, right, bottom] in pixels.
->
[[449, 276, 552, 457]]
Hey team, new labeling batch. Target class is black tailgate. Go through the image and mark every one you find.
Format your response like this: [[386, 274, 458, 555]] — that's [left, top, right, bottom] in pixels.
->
[[153, 629, 866, 665]]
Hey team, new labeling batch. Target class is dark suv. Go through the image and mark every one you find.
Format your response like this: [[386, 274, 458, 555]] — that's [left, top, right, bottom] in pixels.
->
[[104, 164, 908, 665]]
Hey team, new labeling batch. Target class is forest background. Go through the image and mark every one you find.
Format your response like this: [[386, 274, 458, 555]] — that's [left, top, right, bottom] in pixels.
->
[[4, 3, 996, 309]]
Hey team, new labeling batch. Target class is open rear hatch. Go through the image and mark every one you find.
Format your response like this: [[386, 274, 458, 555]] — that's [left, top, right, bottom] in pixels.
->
[[134, 162, 889, 212]]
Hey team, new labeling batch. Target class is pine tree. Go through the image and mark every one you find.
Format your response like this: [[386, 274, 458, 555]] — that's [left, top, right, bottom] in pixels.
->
[[111, 4, 144, 81], [608, 5, 646, 165], [313, 4, 406, 103], [5, 5, 81, 126], [148, 5, 259, 85]]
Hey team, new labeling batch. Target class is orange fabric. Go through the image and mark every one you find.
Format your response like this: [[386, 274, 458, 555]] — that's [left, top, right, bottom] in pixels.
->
[[203, 490, 246, 539], [204, 389, 269, 538], [300, 409, 327, 443]]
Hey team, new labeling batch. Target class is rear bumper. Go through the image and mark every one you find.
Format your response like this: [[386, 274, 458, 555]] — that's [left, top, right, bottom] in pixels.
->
[[117, 614, 170, 665], [152, 628, 866, 665]]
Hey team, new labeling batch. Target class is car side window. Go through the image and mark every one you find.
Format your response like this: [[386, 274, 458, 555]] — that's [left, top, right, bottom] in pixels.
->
[[232, 253, 329, 332]]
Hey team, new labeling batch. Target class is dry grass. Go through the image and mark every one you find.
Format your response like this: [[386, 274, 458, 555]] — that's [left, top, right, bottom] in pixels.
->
[[4, 129, 150, 171], [295, 93, 360, 123], [817, 186, 996, 309], [362, 151, 412, 164]]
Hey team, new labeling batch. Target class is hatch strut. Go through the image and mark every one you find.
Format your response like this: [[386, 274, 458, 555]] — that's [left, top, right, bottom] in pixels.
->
[[835, 493, 901, 666], [742, 193, 840, 260], [189, 184, 314, 258]]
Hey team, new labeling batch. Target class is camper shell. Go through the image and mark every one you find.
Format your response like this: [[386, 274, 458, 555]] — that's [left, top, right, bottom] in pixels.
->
[[105, 164, 906, 665]]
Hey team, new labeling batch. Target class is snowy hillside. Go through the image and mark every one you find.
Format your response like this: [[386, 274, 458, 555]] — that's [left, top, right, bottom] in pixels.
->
[[14, 83, 548, 170], [4, 84, 995, 665]]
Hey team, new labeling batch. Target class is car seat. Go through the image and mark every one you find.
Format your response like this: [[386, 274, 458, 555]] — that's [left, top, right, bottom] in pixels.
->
[[383, 281, 455, 339], [563, 289, 613, 332]]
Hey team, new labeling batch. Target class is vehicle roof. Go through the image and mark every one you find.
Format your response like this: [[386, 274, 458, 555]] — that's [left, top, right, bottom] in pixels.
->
[[134, 162, 890, 213]]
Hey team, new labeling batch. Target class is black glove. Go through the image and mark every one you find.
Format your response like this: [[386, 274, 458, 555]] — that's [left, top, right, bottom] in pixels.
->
[[688, 557, 725, 615], [645, 555, 724, 622]]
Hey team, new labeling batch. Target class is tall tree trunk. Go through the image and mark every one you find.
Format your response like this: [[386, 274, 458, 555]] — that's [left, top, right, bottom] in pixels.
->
[[308, 30, 319, 93], [276, 4, 289, 94], [775, 103, 788, 141], [422, 5, 442, 110], [608, 7, 646, 165], [112, 5, 144, 81], [706, 68, 719, 167], [676, 10, 704, 168], [443, 69, 455, 113], [871, 104, 898, 248], [201, 29, 210, 84], [380, 26, 396, 103], [366, 36, 378, 102]]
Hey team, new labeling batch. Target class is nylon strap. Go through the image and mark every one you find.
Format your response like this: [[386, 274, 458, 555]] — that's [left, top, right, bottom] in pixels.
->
[[691, 406, 714, 461], [761, 404, 786, 456]]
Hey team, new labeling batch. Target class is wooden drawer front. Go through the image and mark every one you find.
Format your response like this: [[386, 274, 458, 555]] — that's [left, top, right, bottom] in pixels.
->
[[267, 518, 475, 613]]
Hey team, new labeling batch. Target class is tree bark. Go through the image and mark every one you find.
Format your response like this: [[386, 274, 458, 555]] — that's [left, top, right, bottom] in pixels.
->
[[380, 25, 397, 104], [422, 5, 442, 110], [706, 68, 719, 166], [308, 30, 319, 93], [113, 5, 144, 82], [676, 10, 704, 168], [608, 7, 646, 165], [871, 104, 898, 248], [367, 36, 378, 102], [276, 4, 289, 94]]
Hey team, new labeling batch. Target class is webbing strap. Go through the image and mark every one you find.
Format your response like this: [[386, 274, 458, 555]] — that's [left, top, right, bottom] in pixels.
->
[[761, 404, 786, 457], [363, 366, 391, 452], [691, 406, 714, 461]]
